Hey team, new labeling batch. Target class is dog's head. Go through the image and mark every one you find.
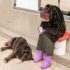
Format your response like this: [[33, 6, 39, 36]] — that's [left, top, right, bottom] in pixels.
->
[[40, 4, 64, 24]]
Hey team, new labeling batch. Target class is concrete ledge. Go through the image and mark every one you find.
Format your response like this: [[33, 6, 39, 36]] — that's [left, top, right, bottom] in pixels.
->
[[0, 26, 70, 68], [53, 54, 70, 68], [0, 27, 37, 47]]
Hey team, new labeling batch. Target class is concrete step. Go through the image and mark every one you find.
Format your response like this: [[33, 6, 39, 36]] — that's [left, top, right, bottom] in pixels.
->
[[0, 26, 70, 68], [53, 53, 70, 68]]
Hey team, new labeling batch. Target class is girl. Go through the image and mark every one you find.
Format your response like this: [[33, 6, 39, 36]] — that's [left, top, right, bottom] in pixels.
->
[[34, 4, 66, 69]]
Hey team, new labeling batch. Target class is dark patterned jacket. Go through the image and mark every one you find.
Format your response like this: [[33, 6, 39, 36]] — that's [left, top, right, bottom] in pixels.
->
[[40, 21, 66, 42], [40, 4, 66, 42]]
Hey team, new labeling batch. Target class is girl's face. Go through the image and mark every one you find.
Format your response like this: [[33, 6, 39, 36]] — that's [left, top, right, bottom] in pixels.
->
[[40, 8, 50, 22], [41, 17, 49, 22]]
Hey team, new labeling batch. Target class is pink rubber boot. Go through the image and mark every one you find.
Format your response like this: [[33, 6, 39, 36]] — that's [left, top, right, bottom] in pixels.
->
[[34, 50, 43, 63], [41, 55, 52, 69]]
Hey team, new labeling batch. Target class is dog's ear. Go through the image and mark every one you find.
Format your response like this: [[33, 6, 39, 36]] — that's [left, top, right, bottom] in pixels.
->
[[31, 57, 34, 60]]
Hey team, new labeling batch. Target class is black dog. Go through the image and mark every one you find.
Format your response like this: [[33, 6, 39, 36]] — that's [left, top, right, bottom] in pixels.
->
[[0, 37, 33, 63], [40, 4, 66, 42]]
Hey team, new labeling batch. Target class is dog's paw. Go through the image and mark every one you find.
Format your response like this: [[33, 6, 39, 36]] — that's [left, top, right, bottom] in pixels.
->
[[0, 48, 4, 52], [4, 58, 9, 63]]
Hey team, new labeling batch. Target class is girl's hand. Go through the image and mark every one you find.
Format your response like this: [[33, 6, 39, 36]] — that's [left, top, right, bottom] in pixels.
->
[[39, 27, 43, 32], [38, 27, 43, 33], [38, 27, 45, 35]]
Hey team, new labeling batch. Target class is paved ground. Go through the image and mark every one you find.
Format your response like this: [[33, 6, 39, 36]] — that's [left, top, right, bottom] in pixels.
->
[[0, 36, 70, 70]]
